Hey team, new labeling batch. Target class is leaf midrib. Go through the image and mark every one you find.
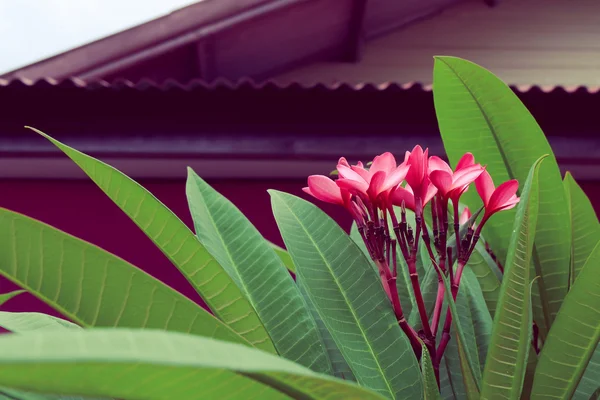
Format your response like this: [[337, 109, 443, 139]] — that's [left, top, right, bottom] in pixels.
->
[[273, 193, 395, 398]]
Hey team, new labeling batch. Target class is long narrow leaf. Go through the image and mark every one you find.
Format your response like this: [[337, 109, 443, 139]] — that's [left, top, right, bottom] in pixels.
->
[[564, 172, 600, 285], [0, 312, 79, 332], [468, 241, 502, 317], [421, 341, 442, 400], [440, 272, 481, 399], [531, 241, 600, 399], [297, 278, 356, 381], [270, 242, 296, 274], [30, 127, 275, 353], [0, 329, 386, 400], [270, 190, 423, 400], [433, 57, 570, 341], [480, 156, 543, 399], [0, 208, 245, 346], [186, 170, 331, 373]]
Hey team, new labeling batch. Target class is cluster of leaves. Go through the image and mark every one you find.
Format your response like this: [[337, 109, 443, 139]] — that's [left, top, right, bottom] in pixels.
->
[[0, 56, 597, 400]]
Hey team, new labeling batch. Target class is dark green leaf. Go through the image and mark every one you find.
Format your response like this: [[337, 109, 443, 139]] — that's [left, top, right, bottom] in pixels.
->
[[531, 241, 600, 399], [481, 156, 543, 399], [270, 191, 423, 399], [433, 57, 570, 341], [186, 170, 330, 373], [564, 172, 600, 286]]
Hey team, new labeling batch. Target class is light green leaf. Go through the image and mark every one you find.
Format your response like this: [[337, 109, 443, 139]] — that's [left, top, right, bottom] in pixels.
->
[[421, 341, 442, 400], [0, 290, 25, 307], [270, 242, 296, 274], [186, 170, 330, 373], [467, 241, 502, 317], [433, 56, 570, 341], [0, 207, 245, 346], [531, 241, 600, 399], [298, 278, 356, 381], [0, 329, 385, 400], [29, 127, 275, 354], [564, 172, 600, 286], [440, 271, 480, 399], [270, 190, 423, 399], [0, 312, 79, 332], [480, 156, 542, 400]]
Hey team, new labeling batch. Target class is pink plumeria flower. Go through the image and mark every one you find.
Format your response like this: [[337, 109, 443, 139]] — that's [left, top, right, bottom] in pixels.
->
[[336, 152, 409, 206], [475, 170, 520, 224], [303, 175, 351, 207], [390, 183, 437, 211], [428, 153, 485, 205], [404, 145, 431, 204]]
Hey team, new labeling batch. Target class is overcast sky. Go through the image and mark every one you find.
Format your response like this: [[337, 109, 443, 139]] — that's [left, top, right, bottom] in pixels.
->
[[0, 0, 198, 74]]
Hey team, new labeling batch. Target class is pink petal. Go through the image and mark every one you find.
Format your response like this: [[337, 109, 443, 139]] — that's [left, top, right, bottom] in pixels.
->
[[404, 151, 410, 163], [390, 186, 416, 211], [356, 161, 364, 168], [338, 164, 368, 183], [488, 179, 519, 212], [452, 165, 485, 189], [429, 156, 452, 174], [380, 163, 410, 193], [367, 170, 387, 199], [336, 177, 369, 195], [302, 187, 314, 196], [338, 157, 350, 168], [370, 152, 397, 175], [475, 170, 495, 206], [406, 145, 425, 190], [459, 207, 471, 225], [307, 175, 344, 205], [456, 153, 475, 170], [430, 170, 453, 196], [423, 181, 438, 206], [351, 164, 372, 182]]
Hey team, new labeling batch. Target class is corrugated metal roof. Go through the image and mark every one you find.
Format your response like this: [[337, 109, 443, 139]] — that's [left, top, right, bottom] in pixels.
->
[[1, 77, 599, 94]]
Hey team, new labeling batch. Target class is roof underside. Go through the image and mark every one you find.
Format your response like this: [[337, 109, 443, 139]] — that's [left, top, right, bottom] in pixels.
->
[[274, 0, 600, 87]]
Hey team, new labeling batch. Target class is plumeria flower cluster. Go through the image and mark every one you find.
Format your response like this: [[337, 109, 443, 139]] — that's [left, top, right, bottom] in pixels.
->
[[303, 145, 519, 374]]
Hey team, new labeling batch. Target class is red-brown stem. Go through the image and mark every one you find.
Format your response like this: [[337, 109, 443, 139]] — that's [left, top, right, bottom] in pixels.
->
[[411, 197, 434, 341], [392, 239, 398, 278], [377, 259, 421, 355], [453, 201, 461, 260], [430, 280, 445, 337]]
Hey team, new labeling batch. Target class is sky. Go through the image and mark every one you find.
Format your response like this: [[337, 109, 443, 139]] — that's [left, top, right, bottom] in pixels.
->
[[0, 0, 199, 74]]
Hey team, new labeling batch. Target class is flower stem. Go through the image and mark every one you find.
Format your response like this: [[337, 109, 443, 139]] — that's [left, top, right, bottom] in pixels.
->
[[411, 198, 434, 342]]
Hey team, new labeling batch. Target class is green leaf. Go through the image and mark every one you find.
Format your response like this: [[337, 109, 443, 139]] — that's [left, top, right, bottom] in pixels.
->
[[440, 271, 480, 398], [186, 169, 330, 373], [576, 345, 600, 399], [589, 386, 600, 400], [0, 207, 245, 346], [564, 172, 600, 286], [0, 312, 79, 332], [420, 341, 442, 400], [0, 290, 25, 307], [480, 156, 542, 399], [467, 241, 502, 317], [462, 267, 493, 370], [270, 190, 423, 399], [433, 56, 570, 341], [0, 329, 386, 400], [531, 241, 600, 399], [297, 278, 356, 381], [29, 127, 275, 354], [269, 242, 296, 274]]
